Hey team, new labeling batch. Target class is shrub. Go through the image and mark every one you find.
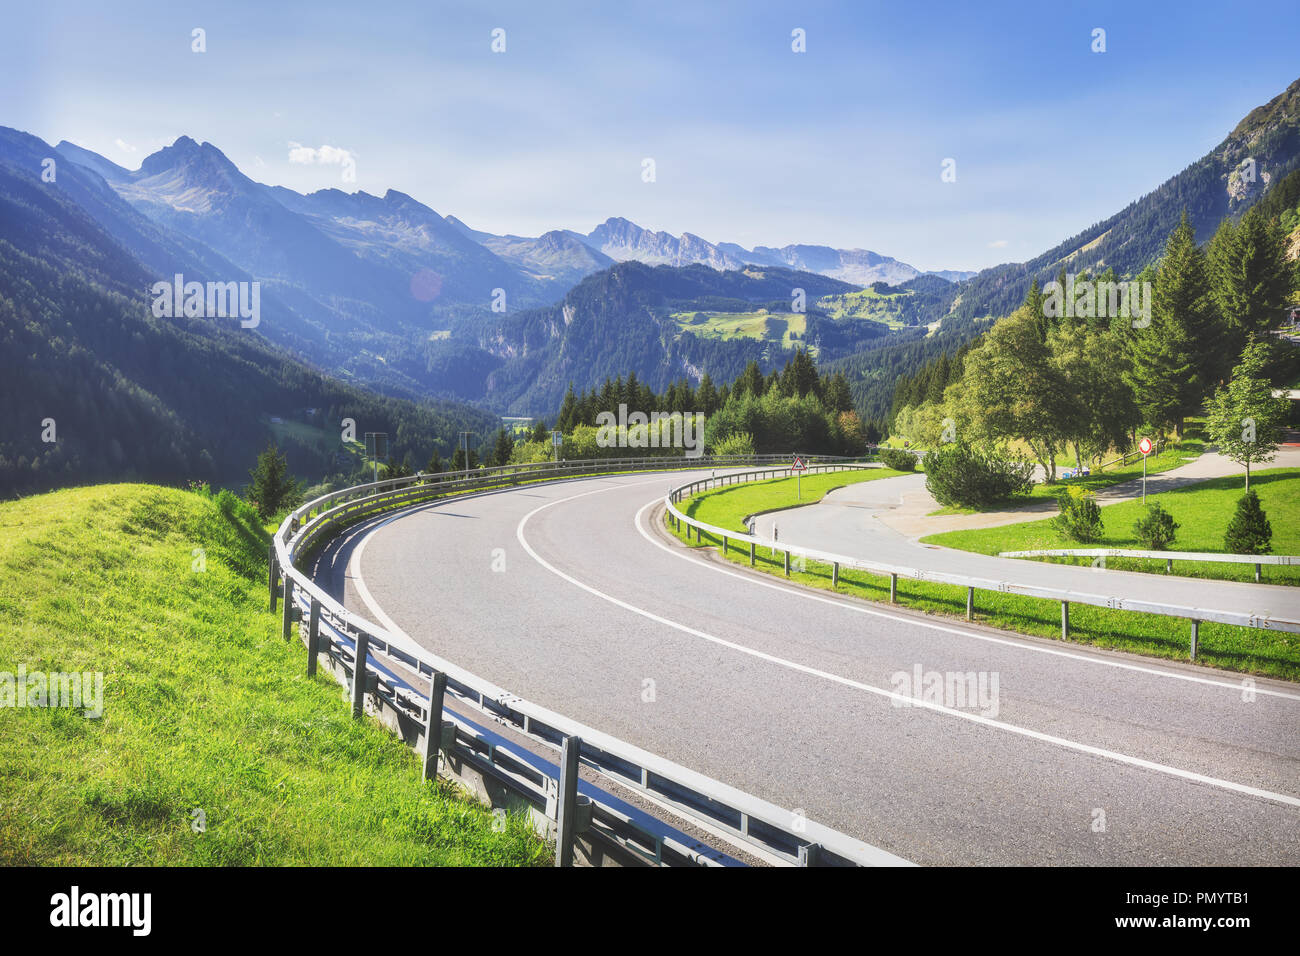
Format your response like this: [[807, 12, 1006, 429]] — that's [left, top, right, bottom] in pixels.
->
[[878, 447, 917, 472], [712, 431, 756, 458], [921, 442, 1034, 508], [1224, 490, 1273, 554], [1133, 501, 1179, 550], [1051, 487, 1103, 543]]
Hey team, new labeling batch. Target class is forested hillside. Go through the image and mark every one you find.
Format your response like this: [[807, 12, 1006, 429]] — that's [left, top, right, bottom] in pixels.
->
[[0, 159, 499, 497]]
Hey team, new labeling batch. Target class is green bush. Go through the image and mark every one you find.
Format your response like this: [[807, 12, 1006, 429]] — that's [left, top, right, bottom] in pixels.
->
[[1051, 487, 1104, 543], [1133, 501, 1179, 550], [878, 447, 917, 472], [921, 442, 1034, 508], [712, 431, 756, 458], [1224, 490, 1273, 554]]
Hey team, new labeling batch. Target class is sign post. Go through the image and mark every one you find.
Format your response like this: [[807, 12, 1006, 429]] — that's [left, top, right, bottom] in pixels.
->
[[365, 432, 388, 485], [552, 430, 563, 462], [791, 455, 807, 499], [1138, 436, 1153, 502]]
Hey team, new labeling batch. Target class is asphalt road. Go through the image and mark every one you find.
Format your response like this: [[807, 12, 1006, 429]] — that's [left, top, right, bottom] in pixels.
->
[[753, 473, 1300, 623], [315, 468, 1300, 865]]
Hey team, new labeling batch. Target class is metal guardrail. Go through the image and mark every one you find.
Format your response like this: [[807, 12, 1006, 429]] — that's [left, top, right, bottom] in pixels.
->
[[998, 548, 1299, 583], [664, 468, 1300, 660], [271, 453, 911, 867]]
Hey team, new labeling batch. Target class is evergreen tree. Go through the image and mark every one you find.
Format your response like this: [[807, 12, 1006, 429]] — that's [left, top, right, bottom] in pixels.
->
[[1224, 490, 1272, 555], [1126, 213, 1209, 434], [1207, 206, 1295, 382], [492, 428, 515, 466], [824, 372, 855, 413], [556, 387, 577, 432], [246, 443, 302, 520], [733, 361, 765, 399], [696, 373, 719, 416], [426, 449, 444, 473], [450, 446, 479, 471]]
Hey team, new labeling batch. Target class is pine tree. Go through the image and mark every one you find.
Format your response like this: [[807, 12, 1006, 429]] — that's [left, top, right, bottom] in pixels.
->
[[824, 372, 855, 413], [556, 387, 577, 432], [734, 361, 765, 399], [1024, 278, 1048, 340], [1224, 490, 1272, 555], [696, 373, 719, 416], [492, 428, 515, 466], [1207, 206, 1295, 383], [1125, 213, 1210, 434], [246, 443, 301, 520], [426, 449, 444, 473]]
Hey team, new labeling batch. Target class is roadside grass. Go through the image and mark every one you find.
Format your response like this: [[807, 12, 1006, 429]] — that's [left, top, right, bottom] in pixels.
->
[[672, 475, 1300, 680], [0, 483, 549, 866], [921, 469, 1300, 586], [684, 468, 906, 533]]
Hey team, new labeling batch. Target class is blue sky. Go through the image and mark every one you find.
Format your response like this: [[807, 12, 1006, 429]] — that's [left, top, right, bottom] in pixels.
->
[[4, 0, 1298, 271]]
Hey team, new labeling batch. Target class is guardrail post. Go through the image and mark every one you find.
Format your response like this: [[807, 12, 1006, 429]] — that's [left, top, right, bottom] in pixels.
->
[[784, 551, 790, 577], [1255, 563, 1261, 583], [832, 562, 839, 588], [749, 541, 755, 566], [889, 573, 897, 603], [555, 735, 582, 867], [307, 599, 320, 676], [268, 544, 278, 612], [798, 843, 821, 867], [423, 671, 448, 781], [281, 575, 293, 639], [1189, 620, 1199, 660], [351, 632, 370, 719], [1061, 601, 1069, 639], [1166, 558, 1172, 574], [723, 535, 728, 555], [966, 587, 974, 621]]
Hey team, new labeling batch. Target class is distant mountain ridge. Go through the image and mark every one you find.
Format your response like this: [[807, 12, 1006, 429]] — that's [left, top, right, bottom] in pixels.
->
[[451, 213, 973, 286]]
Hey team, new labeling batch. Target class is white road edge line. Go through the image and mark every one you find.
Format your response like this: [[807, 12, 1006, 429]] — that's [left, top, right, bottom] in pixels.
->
[[501, 479, 1299, 810], [635, 493, 1300, 703]]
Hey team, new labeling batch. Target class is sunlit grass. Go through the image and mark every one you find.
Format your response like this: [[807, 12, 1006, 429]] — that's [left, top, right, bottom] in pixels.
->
[[923, 469, 1300, 586], [0, 484, 549, 866]]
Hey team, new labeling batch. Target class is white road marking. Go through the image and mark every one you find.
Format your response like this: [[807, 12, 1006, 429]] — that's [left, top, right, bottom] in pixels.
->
[[504, 480, 1300, 810], [635, 498, 1300, 703]]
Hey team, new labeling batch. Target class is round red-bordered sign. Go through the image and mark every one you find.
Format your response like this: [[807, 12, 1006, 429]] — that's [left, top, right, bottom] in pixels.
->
[[1138, 437, 1153, 455]]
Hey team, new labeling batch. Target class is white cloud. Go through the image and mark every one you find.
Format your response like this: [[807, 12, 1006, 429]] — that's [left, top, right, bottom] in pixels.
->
[[288, 141, 355, 167], [114, 138, 137, 153], [988, 239, 1009, 248]]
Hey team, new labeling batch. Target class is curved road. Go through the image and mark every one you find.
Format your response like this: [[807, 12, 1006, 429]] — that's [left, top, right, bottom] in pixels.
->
[[754, 472, 1300, 622], [315, 468, 1300, 866]]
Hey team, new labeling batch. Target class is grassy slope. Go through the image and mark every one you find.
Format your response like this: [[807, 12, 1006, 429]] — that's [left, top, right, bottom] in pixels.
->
[[0, 484, 548, 865], [922, 469, 1300, 586], [686, 469, 906, 533], [674, 474, 1300, 680]]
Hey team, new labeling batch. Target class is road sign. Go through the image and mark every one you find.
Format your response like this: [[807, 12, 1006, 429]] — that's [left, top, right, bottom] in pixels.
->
[[792, 455, 807, 500], [1138, 437, 1152, 502]]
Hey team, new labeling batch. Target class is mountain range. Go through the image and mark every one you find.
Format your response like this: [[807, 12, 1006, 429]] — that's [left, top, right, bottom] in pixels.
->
[[3, 73, 1299, 492]]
